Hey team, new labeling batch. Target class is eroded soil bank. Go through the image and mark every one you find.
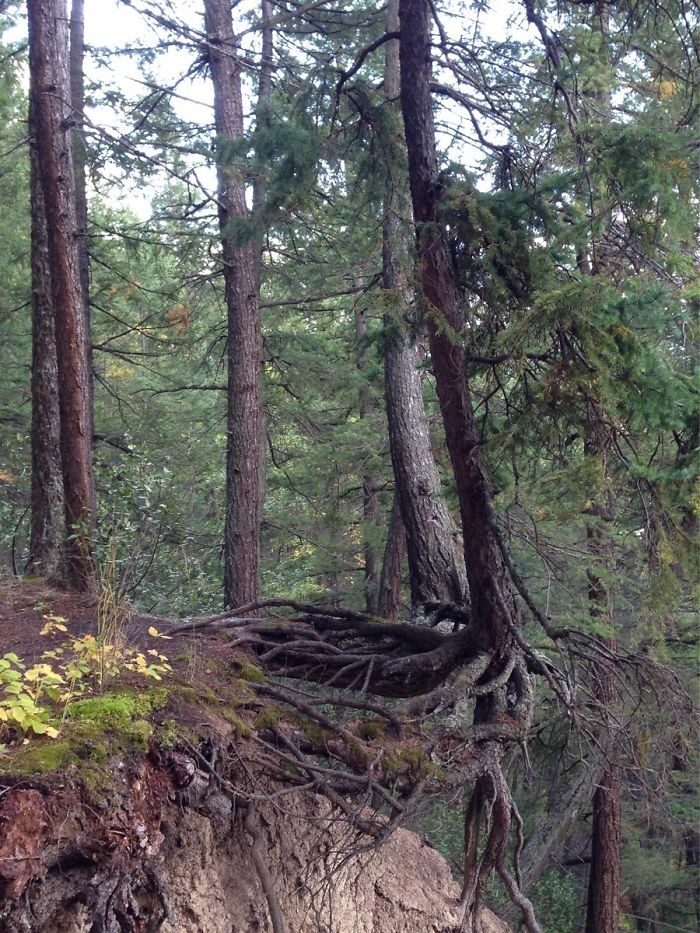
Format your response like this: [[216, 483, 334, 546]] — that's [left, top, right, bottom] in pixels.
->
[[0, 750, 508, 933], [0, 582, 508, 932]]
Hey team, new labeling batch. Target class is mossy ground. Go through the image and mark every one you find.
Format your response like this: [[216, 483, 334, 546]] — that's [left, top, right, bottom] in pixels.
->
[[1, 648, 262, 796]]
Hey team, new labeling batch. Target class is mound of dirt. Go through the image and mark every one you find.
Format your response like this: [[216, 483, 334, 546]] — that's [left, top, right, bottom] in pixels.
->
[[0, 752, 508, 933]]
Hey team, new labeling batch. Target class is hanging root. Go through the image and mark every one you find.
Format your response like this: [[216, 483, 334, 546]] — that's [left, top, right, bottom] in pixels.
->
[[459, 764, 541, 933], [243, 804, 291, 933]]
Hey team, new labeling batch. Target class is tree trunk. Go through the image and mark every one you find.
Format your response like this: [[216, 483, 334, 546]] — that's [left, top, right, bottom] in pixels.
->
[[381, 0, 467, 608], [69, 0, 95, 516], [26, 94, 64, 580], [584, 444, 621, 933], [355, 301, 379, 613], [28, 0, 95, 592], [583, 6, 621, 924], [399, 0, 513, 644], [377, 492, 406, 619], [205, 0, 263, 609], [586, 760, 622, 933]]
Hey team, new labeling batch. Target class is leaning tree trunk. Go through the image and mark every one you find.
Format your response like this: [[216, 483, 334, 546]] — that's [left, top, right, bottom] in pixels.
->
[[399, 1, 539, 927], [381, 0, 467, 609], [28, 0, 95, 592], [26, 94, 64, 580], [205, 0, 263, 609], [399, 0, 513, 642]]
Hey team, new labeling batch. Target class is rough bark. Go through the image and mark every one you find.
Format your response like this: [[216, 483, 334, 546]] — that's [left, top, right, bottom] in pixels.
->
[[205, 0, 263, 609], [584, 454, 621, 933], [586, 760, 622, 933], [69, 0, 95, 514], [28, 0, 95, 592], [399, 0, 514, 645], [377, 492, 406, 619], [26, 95, 64, 580], [381, 0, 467, 608], [355, 301, 379, 613]]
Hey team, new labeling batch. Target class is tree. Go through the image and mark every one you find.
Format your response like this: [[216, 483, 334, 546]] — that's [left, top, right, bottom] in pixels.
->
[[204, 0, 264, 609], [381, 0, 467, 611], [26, 91, 63, 579], [69, 0, 95, 506], [399, 0, 540, 925], [27, 0, 95, 591]]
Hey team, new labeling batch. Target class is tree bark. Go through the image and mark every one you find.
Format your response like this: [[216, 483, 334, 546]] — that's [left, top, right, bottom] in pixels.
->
[[399, 0, 513, 645], [586, 759, 622, 933], [381, 0, 467, 608], [377, 492, 406, 619], [26, 94, 64, 580], [205, 0, 263, 609], [355, 301, 379, 613], [69, 0, 95, 514], [584, 450, 621, 933], [28, 0, 95, 592]]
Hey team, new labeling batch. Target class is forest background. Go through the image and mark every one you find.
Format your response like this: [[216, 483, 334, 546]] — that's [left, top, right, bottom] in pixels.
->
[[0, 0, 697, 929]]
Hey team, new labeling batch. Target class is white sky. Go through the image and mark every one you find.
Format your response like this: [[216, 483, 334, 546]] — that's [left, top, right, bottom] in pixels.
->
[[7, 0, 536, 217]]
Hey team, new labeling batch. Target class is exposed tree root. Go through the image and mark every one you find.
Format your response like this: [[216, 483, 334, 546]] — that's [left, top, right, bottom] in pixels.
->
[[243, 805, 291, 933], [161, 596, 686, 929]]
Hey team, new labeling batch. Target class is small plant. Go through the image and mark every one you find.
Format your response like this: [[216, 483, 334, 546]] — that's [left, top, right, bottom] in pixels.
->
[[0, 613, 172, 748], [0, 654, 62, 738]]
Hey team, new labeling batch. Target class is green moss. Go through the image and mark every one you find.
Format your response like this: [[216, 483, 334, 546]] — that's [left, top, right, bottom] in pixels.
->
[[254, 706, 281, 730], [232, 715, 252, 739], [4, 692, 156, 782], [383, 743, 444, 780], [10, 739, 79, 774], [358, 721, 385, 741], [237, 661, 266, 684], [156, 718, 181, 749], [69, 695, 137, 730], [295, 717, 332, 743]]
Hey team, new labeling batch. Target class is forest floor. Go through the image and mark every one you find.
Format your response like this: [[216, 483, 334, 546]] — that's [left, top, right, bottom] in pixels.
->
[[0, 578, 188, 658]]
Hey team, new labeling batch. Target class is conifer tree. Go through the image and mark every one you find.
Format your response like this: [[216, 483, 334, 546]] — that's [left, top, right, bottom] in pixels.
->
[[27, 0, 95, 590]]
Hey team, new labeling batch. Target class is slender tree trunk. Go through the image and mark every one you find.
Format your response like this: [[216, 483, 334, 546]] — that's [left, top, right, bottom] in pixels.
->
[[399, 0, 514, 643], [582, 7, 622, 926], [399, 10, 539, 925], [69, 0, 95, 517], [28, 0, 95, 592], [381, 0, 467, 608], [377, 492, 406, 619], [205, 0, 262, 609], [584, 438, 621, 933], [26, 95, 64, 580], [354, 301, 379, 613]]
